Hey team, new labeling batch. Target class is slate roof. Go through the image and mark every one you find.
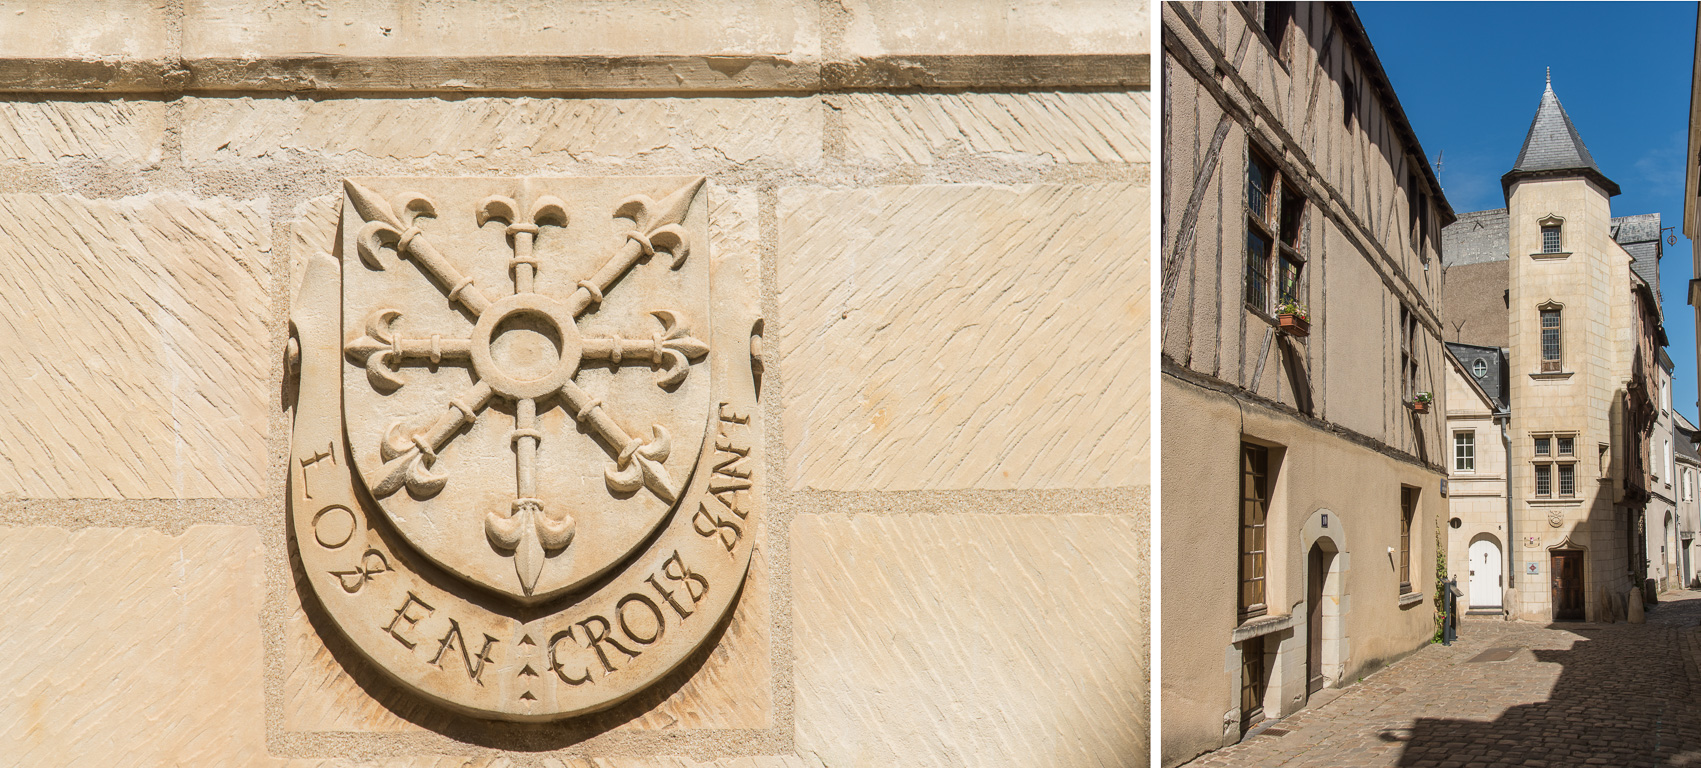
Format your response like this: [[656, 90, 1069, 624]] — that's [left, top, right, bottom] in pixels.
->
[[1679, 424, 1701, 464], [1446, 342, 1509, 412], [1612, 212, 1663, 312], [1441, 208, 1510, 267], [1502, 77, 1621, 196]]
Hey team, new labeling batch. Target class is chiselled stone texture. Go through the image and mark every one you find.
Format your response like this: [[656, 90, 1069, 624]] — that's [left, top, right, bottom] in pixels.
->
[[0, 0, 168, 59], [792, 514, 1147, 767], [842, 0, 1147, 55], [0, 101, 164, 165], [779, 184, 1147, 491], [0, 526, 267, 767], [183, 0, 819, 59], [285, 760, 514, 768], [545, 759, 810, 768], [843, 92, 1149, 165], [183, 98, 821, 166], [0, 193, 271, 498], [283, 544, 774, 732]]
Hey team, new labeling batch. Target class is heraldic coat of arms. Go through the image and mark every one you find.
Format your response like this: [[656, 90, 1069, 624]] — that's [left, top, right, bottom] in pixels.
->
[[288, 177, 761, 720]]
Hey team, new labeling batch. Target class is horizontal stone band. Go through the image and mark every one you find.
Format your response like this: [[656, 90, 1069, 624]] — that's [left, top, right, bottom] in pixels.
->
[[0, 54, 1151, 95]]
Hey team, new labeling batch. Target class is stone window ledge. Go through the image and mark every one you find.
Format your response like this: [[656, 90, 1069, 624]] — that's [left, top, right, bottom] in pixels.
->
[[1530, 251, 1572, 260], [1231, 613, 1297, 643], [1529, 371, 1575, 381], [1398, 591, 1425, 607], [1526, 498, 1584, 507]]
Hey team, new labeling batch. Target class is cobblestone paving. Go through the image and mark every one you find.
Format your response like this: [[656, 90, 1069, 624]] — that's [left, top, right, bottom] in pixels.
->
[[1183, 590, 1701, 767]]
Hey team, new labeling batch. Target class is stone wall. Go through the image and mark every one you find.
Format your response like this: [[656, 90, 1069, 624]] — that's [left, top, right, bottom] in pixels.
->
[[0, 1, 1151, 765]]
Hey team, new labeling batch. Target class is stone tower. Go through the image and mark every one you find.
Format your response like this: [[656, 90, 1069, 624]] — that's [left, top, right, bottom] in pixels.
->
[[1502, 74, 1635, 622]]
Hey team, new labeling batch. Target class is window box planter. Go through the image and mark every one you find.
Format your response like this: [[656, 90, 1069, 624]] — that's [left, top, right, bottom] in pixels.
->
[[1278, 313, 1310, 337], [1407, 398, 1432, 414]]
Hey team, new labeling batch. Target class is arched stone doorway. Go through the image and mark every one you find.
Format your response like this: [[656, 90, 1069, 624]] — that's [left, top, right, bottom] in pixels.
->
[[1299, 508, 1346, 701], [1467, 534, 1503, 611]]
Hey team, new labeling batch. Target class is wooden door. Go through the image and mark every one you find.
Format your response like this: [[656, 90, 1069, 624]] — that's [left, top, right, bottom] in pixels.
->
[[1468, 539, 1502, 609], [1551, 550, 1585, 621], [1307, 544, 1326, 695]]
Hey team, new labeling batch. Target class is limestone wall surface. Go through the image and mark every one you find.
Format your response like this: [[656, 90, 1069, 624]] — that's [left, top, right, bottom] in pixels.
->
[[0, 1, 1150, 766]]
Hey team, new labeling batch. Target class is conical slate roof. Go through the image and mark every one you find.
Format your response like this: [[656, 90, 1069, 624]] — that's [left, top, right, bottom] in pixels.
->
[[1501, 73, 1619, 196]]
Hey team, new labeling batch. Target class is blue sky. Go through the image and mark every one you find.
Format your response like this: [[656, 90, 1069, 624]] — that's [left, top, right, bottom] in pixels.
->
[[1356, 1, 1698, 422]]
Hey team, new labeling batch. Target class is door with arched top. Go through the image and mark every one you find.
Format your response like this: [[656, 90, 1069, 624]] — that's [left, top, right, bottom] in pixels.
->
[[1468, 538, 1502, 609]]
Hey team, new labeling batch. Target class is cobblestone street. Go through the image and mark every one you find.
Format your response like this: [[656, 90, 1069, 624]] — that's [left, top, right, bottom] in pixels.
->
[[1184, 590, 1701, 767]]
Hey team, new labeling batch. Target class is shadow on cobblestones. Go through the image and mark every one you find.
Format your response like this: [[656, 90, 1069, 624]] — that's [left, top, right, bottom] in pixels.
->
[[1392, 596, 1701, 768]]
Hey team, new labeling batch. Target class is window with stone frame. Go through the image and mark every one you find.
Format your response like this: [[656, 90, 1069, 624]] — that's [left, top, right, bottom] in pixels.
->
[[1240, 443, 1271, 619], [1539, 306, 1563, 372], [1245, 147, 1307, 315], [1399, 486, 1415, 593], [1532, 432, 1578, 498], [1455, 431, 1475, 472], [1541, 223, 1562, 254]]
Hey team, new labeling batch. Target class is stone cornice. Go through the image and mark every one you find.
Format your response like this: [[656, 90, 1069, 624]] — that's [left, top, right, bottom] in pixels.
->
[[0, 54, 1150, 95]]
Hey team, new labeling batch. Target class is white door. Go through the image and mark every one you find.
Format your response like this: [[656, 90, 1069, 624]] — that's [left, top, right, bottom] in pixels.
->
[[1468, 539, 1502, 608]]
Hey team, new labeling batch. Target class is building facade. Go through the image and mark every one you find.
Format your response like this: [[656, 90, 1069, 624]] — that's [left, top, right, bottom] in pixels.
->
[[1161, 3, 1449, 763], [1443, 342, 1512, 615], [1677, 412, 1700, 588], [1440, 79, 1665, 624], [1648, 352, 1679, 597]]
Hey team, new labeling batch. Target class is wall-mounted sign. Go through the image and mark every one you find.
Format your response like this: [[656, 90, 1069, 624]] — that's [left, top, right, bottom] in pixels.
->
[[1527, 561, 1540, 575]]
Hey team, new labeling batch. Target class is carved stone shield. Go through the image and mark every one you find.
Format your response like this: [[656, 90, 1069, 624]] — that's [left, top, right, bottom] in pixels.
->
[[288, 176, 761, 720]]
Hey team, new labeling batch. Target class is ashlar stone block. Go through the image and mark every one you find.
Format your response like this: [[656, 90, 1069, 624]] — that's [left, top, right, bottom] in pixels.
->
[[0, 193, 272, 499], [843, 92, 1150, 165], [779, 183, 1148, 491], [0, 526, 268, 767], [842, 0, 1147, 56], [792, 513, 1147, 767]]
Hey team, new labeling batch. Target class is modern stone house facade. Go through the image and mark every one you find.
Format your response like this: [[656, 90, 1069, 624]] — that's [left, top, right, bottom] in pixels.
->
[[1160, 3, 1448, 763], [1440, 78, 1665, 624], [1443, 342, 1512, 615]]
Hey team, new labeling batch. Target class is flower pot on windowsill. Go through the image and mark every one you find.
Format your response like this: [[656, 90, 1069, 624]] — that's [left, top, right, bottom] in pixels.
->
[[1278, 313, 1310, 337]]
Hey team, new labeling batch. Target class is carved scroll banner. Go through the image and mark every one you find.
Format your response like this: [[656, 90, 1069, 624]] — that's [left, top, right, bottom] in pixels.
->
[[288, 177, 761, 720]]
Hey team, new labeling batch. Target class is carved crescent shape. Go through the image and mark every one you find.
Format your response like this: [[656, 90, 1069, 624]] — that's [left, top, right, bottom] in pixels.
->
[[356, 221, 402, 270], [605, 458, 644, 494], [613, 194, 656, 230], [536, 509, 575, 551], [647, 224, 690, 268], [476, 195, 518, 227], [485, 509, 524, 550], [405, 454, 448, 498], [638, 424, 671, 463], [393, 193, 437, 227], [531, 196, 569, 227], [655, 348, 690, 387], [365, 353, 404, 392]]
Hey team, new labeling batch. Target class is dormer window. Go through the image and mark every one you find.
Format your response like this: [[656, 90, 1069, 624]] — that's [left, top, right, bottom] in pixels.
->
[[1536, 215, 1566, 258], [1473, 358, 1487, 378]]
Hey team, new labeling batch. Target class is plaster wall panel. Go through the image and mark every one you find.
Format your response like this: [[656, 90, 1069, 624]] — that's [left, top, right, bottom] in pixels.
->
[[842, 92, 1150, 165], [1322, 221, 1390, 440], [0, 193, 272, 499], [792, 513, 1147, 767], [0, 100, 165, 165], [0, 526, 268, 767], [779, 183, 1148, 491], [183, 0, 819, 59], [0, 0, 167, 59], [842, 0, 1147, 55]]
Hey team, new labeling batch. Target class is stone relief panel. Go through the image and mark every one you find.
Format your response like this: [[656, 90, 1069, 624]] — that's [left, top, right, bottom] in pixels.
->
[[288, 176, 762, 721]]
